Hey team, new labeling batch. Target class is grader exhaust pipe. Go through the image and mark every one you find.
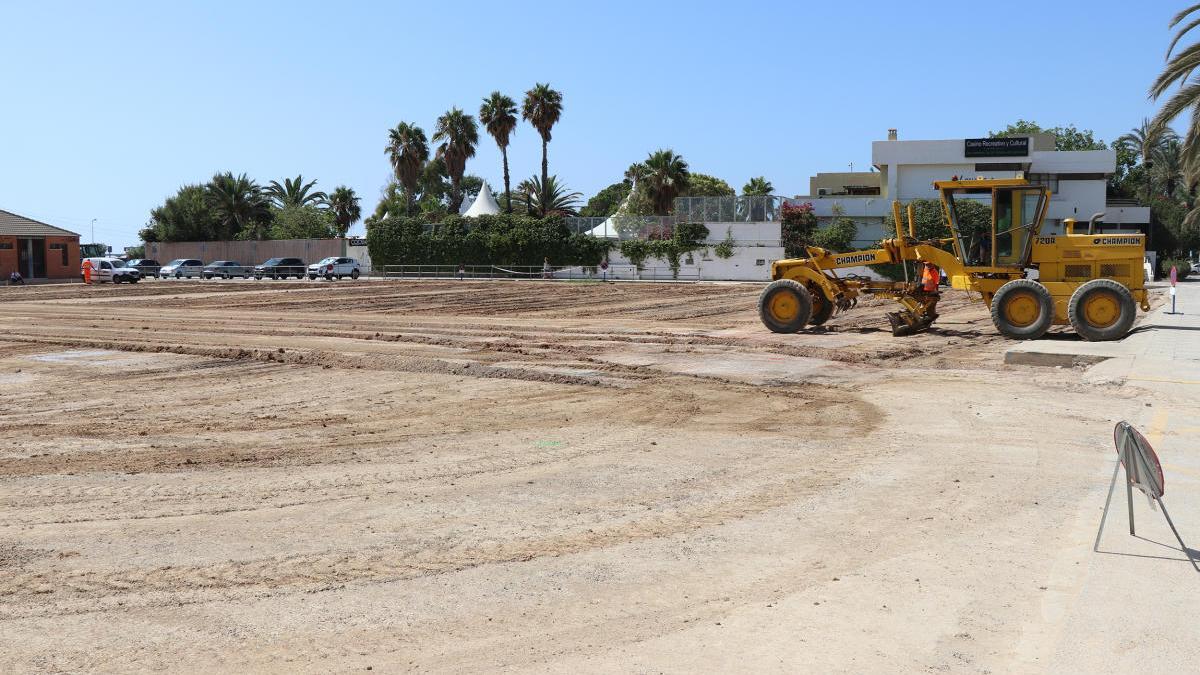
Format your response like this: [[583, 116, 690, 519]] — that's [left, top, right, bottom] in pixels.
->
[[1088, 212, 1105, 234]]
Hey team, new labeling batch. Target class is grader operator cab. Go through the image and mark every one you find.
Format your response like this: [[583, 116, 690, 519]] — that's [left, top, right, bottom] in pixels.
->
[[758, 177, 1149, 340]]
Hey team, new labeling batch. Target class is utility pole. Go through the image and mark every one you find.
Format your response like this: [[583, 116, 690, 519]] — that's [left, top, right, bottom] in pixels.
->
[[90, 218, 96, 245]]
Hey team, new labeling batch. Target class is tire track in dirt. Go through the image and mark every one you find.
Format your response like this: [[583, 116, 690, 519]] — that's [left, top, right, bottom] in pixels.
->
[[0, 459, 857, 617]]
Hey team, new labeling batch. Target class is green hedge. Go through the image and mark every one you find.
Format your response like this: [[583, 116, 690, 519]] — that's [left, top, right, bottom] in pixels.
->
[[367, 214, 612, 267]]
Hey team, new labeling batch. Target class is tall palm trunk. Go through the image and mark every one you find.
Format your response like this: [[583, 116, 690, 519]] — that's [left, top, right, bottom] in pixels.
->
[[502, 146, 512, 213], [450, 176, 463, 214], [541, 137, 549, 192]]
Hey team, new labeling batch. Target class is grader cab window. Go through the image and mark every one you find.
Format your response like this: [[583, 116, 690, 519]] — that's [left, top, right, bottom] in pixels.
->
[[993, 188, 1045, 267], [945, 186, 1046, 268], [945, 189, 992, 266]]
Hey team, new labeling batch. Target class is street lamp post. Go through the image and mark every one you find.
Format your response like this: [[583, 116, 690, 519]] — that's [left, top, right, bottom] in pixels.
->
[[90, 219, 96, 246]]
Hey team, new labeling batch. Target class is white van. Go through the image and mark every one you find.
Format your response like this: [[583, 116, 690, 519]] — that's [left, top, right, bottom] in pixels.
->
[[82, 257, 141, 284]]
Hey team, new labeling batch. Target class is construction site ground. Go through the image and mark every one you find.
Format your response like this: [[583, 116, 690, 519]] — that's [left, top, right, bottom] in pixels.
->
[[0, 279, 1194, 673]]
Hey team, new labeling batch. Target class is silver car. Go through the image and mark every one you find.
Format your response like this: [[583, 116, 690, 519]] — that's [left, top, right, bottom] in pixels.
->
[[202, 261, 250, 279], [160, 258, 204, 279], [307, 256, 362, 280]]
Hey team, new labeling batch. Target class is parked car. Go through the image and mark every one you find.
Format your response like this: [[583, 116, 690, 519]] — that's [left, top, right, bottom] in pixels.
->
[[126, 258, 161, 278], [202, 260, 250, 279], [308, 256, 362, 280], [160, 258, 205, 278], [254, 257, 306, 279], [81, 257, 141, 284]]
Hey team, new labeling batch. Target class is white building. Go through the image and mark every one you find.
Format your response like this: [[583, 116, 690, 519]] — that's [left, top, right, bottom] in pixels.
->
[[802, 130, 1149, 247]]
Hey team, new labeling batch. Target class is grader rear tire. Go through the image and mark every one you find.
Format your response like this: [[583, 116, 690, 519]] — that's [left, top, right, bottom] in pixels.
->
[[990, 279, 1054, 339], [1068, 278, 1135, 341], [758, 279, 812, 333]]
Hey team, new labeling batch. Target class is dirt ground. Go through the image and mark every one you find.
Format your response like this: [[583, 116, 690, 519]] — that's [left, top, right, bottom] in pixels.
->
[[0, 279, 1171, 672]]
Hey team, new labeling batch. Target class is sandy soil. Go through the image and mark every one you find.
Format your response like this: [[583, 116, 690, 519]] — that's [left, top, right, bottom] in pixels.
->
[[0, 279, 1168, 672]]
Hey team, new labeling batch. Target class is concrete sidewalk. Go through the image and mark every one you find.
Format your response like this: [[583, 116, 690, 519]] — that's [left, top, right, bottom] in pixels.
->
[[1012, 281, 1200, 671]]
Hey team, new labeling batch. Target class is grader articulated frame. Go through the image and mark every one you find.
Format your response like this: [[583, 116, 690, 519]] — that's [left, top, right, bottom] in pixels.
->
[[759, 178, 1150, 341]]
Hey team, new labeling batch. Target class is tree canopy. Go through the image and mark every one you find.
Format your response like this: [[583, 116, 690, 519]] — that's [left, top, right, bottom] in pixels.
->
[[988, 120, 1107, 151], [683, 173, 734, 197], [145, 173, 351, 242], [742, 176, 774, 196], [262, 205, 336, 240], [580, 181, 632, 217]]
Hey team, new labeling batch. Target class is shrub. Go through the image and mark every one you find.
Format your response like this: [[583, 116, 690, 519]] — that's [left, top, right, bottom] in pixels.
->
[[714, 227, 735, 259], [366, 213, 613, 267], [673, 221, 709, 245], [618, 222, 709, 278], [781, 202, 818, 258], [619, 239, 650, 269], [1162, 258, 1192, 279], [813, 216, 858, 252]]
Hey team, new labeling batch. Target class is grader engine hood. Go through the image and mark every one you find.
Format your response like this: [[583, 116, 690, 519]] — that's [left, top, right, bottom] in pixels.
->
[[1030, 233, 1146, 283]]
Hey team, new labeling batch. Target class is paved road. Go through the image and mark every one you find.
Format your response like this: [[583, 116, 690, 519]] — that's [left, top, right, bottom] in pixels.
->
[[1009, 280, 1200, 671]]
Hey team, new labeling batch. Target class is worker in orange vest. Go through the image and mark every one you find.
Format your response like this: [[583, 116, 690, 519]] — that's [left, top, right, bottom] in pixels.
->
[[920, 261, 940, 293], [82, 258, 94, 285], [919, 260, 940, 320]]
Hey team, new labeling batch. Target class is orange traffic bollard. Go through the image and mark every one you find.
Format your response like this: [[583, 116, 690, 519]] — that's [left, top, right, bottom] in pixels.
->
[[82, 259, 93, 285]]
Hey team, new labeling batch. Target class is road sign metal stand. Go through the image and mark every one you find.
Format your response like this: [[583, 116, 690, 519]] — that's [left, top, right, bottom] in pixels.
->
[[1094, 460, 1199, 572]]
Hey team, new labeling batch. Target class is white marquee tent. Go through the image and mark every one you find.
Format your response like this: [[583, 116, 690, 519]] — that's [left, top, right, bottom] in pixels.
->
[[462, 181, 502, 217]]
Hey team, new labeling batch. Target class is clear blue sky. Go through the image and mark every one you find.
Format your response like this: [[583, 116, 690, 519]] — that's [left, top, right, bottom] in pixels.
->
[[0, 0, 1181, 248]]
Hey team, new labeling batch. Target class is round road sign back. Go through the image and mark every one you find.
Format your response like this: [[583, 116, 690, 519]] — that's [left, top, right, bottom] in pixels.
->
[[1114, 421, 1164, 499]]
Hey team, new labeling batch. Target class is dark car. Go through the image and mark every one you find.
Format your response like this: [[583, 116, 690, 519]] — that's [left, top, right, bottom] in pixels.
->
[[202, 260, 250, 279], [126, 258, 161, 278], [254, 257, 307, 280]]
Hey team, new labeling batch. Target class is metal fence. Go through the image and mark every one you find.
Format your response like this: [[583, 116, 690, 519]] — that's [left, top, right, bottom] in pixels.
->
[[377, 264, 699, 281], [673, 195, 784, 223], [564, 216, 680, 239], [564, 196, 785, 240]]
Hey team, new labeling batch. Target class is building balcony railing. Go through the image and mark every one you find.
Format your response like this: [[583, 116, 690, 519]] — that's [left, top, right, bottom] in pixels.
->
[[564, 196, 787, 239]]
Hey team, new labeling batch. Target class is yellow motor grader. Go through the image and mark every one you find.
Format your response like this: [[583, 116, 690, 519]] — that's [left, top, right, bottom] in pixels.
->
[[758, 177, 1150, 340]]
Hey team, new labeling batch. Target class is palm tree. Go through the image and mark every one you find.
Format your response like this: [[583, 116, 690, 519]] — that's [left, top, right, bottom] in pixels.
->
[[1117, 118, 1178, 166], [265, 175, 328, 209], [1151, 6, 1200, 190], [523, 175, 582, 217], [742, 176, 774, 196], [1155, 140, 1185, 199], [480, 91, 518, 213], [205, 172, 270, 240], [366, 181, 404, 228], [522, 83, 563, 189], [328, 186, 362, 237], [386, 122, 429, 214], [432, 107, 479, 214], [640, 149, 690, 215]]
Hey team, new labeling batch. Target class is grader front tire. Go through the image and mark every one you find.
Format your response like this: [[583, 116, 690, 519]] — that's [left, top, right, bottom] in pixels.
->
[[808, 290, 835, 326], [990, 279, 1054, 339], [1069, 278, 1136, 341], [758, 279, 812, 333]]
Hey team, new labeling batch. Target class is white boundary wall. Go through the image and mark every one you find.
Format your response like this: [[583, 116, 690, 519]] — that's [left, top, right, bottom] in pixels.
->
[[604, 220, 785, 281]]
